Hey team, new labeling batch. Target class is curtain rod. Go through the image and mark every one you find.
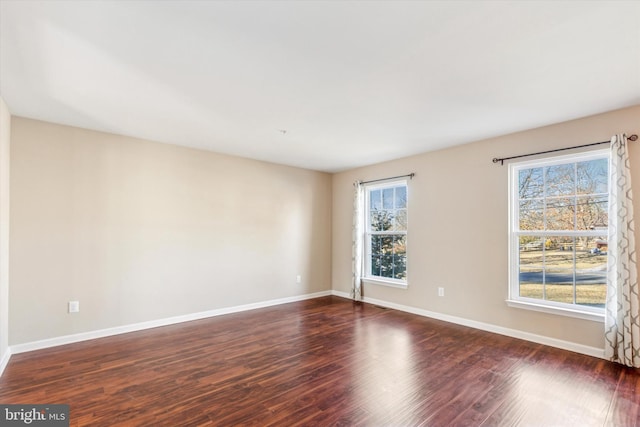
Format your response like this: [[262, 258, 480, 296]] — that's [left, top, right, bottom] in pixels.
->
[[492, 134, 638, 165], [359, 173, 415, 185]]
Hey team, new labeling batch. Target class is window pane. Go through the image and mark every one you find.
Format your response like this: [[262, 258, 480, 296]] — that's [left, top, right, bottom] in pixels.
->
[[577, 158, 608, 195], [546, 164, 575, 196], [370, 189, 382, 210], [575, 279, 606, 308], [379, 236, 394, 277], [546, 235, 574, 253], [544, 268, 574, 304], [371, 255, 381, 276], [394, 209, 407, 231], [576, 195, 608, 231], [519, 236, 544, 299], [370, 209, 393, 231], [545, 236, 575, 304], [519, 167, 544, 199], [519, 266, 544, 299], [519, 199, 543, 230], [520, 264, 544, 299], [370, 235, 382, 255], [545, 236, 575, 270], [546, 197, 575, 230], [576, 236, 607, 308], [519, 236, 544, 253], [383, 188, 394, 209], [393, 235, 407, 280], [370, 235, 382, 276], [395, 186, 407, 208]]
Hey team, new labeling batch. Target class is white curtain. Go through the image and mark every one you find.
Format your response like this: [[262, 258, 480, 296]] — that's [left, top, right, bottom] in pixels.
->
[[351, 181, 364, 301], [604, 134, 640, 367]]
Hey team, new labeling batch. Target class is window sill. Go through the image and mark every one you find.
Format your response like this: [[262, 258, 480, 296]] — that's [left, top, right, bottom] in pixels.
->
[[506, 299, 604, 323], [362, 277, 408, 289]]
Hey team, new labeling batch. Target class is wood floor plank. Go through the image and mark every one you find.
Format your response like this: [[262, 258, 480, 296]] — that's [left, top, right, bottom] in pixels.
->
[[606, 365, 640, 427], [1, 296, 638, 426]]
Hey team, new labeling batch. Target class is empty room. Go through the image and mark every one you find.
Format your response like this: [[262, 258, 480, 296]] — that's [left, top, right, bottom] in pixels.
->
[[0, 0, 639, 425]]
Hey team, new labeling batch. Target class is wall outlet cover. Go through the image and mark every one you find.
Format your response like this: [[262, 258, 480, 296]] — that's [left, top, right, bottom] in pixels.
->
[[68, 301, 80, 313]]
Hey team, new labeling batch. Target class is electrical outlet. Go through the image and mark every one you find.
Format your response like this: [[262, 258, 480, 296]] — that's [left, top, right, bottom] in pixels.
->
[[296, 275, 302, 284], [438, 287, 445, 297], [68, 301, 80, 313]]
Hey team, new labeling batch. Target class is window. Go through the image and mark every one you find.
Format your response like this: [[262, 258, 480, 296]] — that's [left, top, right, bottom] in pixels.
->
[[363, 180, 408, 288], [508, 150, 609, 321]]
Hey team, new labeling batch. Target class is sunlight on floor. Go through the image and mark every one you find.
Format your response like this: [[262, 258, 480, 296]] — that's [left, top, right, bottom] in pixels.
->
[[508, 362, 612, 425], [353, 318, 419, 421]]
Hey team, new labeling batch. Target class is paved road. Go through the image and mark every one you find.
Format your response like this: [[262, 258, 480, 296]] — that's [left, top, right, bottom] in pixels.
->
[[520, 271, 606, 285]]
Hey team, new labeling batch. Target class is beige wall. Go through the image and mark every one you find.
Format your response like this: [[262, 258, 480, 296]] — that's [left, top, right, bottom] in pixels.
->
[[332, 105, 640, 349], [0, 98, 10, 360], [7, 106, 640, 350], [10, 118, 332, 345]]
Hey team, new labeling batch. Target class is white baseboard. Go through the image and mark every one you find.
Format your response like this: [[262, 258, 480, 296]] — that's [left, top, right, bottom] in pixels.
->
[[331, 290, 605, 359], [3, 289, 605, 377], [0, 347, 11, 377], [10, 290, 332, 355]]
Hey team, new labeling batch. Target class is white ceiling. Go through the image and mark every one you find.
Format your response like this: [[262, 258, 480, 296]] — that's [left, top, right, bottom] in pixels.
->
[[1, 1, 639, 172]]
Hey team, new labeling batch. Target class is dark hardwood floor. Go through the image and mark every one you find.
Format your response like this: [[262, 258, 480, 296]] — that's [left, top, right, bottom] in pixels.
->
[[0, 296, 638, 426]]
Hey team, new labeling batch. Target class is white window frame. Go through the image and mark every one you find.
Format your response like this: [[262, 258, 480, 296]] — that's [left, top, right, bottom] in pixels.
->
[[362, 179, 408, 289], [507, 149, 609, 322]]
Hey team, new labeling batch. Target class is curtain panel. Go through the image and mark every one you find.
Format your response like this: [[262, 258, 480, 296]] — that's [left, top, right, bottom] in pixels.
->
[[351, 181, 364, 301], [604, 134, 640, 368]]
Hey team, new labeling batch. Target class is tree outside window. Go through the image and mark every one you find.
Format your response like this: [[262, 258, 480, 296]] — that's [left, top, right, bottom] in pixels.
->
[[365, 182, 407, 283]]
